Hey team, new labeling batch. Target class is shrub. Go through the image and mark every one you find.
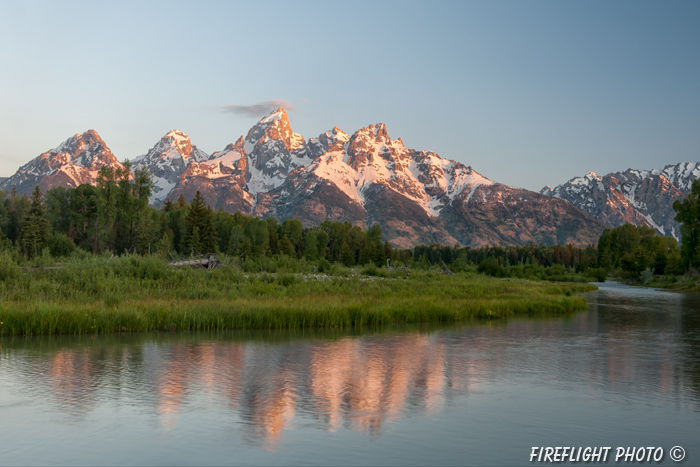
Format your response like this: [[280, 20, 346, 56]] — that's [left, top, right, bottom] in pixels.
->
[[641, 267, 654, 285], [0, 250, 20, 281], [277, 273, 297, 287], [48, 233, 77, 258], [363, 262, 379, 276], [477, 258, 508, 278], [318, 258, 331, 273]]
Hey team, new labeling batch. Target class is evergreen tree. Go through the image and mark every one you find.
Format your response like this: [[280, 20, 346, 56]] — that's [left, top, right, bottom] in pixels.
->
[[156, 215, 174, 258], [18, 186, 51, 258], [188, 226, 202, 257], [184, 191, 217, 255]]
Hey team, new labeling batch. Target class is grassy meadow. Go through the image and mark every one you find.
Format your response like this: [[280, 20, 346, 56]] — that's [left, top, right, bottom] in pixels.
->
[[0, 252, 596, 336]]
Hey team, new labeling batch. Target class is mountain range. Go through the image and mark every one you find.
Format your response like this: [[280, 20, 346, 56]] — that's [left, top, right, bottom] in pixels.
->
[[541, 163, 700, 241], [2, 108, 693, 247]]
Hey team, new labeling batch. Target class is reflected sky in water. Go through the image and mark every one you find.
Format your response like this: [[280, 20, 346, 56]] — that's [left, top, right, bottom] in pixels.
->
[[1, 282, 700, 466]]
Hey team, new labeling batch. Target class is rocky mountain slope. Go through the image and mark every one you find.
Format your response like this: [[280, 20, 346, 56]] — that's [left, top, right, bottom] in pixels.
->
[[132, 129, 209, 203], [2, 110, 607, 247], [0, 130, 123, 194], [541, 163, 700, 240]]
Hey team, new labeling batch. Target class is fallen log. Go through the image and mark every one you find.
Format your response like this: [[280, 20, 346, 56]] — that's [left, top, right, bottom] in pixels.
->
[[169, 254, 221, 270]]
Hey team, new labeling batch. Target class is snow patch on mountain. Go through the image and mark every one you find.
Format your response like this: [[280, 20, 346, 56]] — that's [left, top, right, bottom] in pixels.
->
[[542, 162, 700, 239], [132, 129, 209, 203]]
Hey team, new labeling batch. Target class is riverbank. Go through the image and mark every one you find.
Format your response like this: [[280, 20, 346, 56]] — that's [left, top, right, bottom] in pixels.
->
[[0, 254, 596, 336]]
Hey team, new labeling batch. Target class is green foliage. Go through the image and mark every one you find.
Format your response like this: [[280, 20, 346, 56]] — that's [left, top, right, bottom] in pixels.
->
[[318, 258, 332, 273], [48, 232, 77, 257], [674, 180, 700, 270], [640, 267, 654, 285], [598, 223, 678, 279], [362, 261, 379, 276], [0, 255, 594, 336], [18, 186, 51, 258], [0, 250, 20, 281], [281, 218, 303, 257], [184, 191, 217, 255]]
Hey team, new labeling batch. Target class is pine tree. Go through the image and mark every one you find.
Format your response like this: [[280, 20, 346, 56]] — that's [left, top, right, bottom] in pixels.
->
[[184, 191, 217, 255], [19, 186, 51, 258]]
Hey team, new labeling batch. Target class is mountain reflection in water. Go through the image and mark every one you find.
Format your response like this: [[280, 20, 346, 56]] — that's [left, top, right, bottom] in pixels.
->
[[2, 329, 461, 446], [1, 283, 700, 465]]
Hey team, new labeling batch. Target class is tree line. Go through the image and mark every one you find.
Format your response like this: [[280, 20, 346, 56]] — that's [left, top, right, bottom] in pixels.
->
[[2, 164, 699, 282], [0, 165, 405, 268]]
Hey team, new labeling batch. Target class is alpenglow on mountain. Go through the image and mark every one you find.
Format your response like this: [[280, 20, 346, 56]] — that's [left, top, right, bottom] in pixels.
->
[[1, 109, 606, 248], [541, 163, 700, 241]]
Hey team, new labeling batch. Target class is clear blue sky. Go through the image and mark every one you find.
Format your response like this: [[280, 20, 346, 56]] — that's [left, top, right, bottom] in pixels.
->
[[1, 0, 699, 191]]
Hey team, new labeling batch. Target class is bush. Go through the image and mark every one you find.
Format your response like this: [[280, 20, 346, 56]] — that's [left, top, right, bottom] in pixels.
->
[[48, 233, 77, 258], [363, 262, 379, 276], [0, 250, 20, 281], [586, 267, 607, 282], [477, 258, 508, 278], [277, 273, 297, 287], [641, 267, 654, 284], [113, 255, 169, 281], [317, 258, 331, 273], [32, 247, 55, 268]]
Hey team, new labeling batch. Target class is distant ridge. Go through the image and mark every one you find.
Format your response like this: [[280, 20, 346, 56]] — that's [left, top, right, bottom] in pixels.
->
[[541, 163, 700, 240]]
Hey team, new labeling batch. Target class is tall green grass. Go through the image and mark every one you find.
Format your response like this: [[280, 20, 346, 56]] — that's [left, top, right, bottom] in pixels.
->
[[0, 253, 596, 336]]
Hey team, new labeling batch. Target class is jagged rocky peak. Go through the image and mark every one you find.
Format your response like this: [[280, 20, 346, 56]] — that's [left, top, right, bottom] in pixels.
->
[[320, 126, 350, 146], [203, 136, 247, 174], [217, 136, 246, 156], [132, 129, 210, 204], [346, 122, 407, 170], [47, 129, 116, 166], [660, 162, 700, 190], [140, 129, 208, 163], [308, 126, 350, 158], [30, 129, 118, 173], [0, 129, 121, 195], [541, 162, 700, 240], [245, 107, 304, 152]]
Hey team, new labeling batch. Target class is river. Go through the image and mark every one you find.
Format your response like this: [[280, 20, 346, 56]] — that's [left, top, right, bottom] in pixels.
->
[[1, 282, 699, 465]]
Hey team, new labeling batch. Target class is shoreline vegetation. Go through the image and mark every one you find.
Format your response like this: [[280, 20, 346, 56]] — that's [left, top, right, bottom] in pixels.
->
[[7, 173, 700, 336], [0, 253, 596, 337]]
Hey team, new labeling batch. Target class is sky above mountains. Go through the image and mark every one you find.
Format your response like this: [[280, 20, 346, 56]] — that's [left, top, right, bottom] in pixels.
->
[[1, 0, 699, 191]]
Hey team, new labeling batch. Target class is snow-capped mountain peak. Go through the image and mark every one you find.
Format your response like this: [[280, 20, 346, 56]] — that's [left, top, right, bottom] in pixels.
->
[[241, 108, 312, 196], [542, 162, 700, 239], [3, 111, 609, 249], [0, 130, 121, 194], [132, 130, 210, 203]]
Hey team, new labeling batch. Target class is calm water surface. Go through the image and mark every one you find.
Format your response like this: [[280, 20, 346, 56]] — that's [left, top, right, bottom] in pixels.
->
[[1, 282, 700, 466]]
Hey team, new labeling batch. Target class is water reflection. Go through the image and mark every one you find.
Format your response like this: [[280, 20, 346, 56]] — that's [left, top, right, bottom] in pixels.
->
[[1, 283, 700, 455], [0, 326, 483, 447]]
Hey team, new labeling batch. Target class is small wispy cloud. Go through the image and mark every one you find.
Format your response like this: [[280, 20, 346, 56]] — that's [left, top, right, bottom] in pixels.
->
[[223, 99, 296, 118]]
